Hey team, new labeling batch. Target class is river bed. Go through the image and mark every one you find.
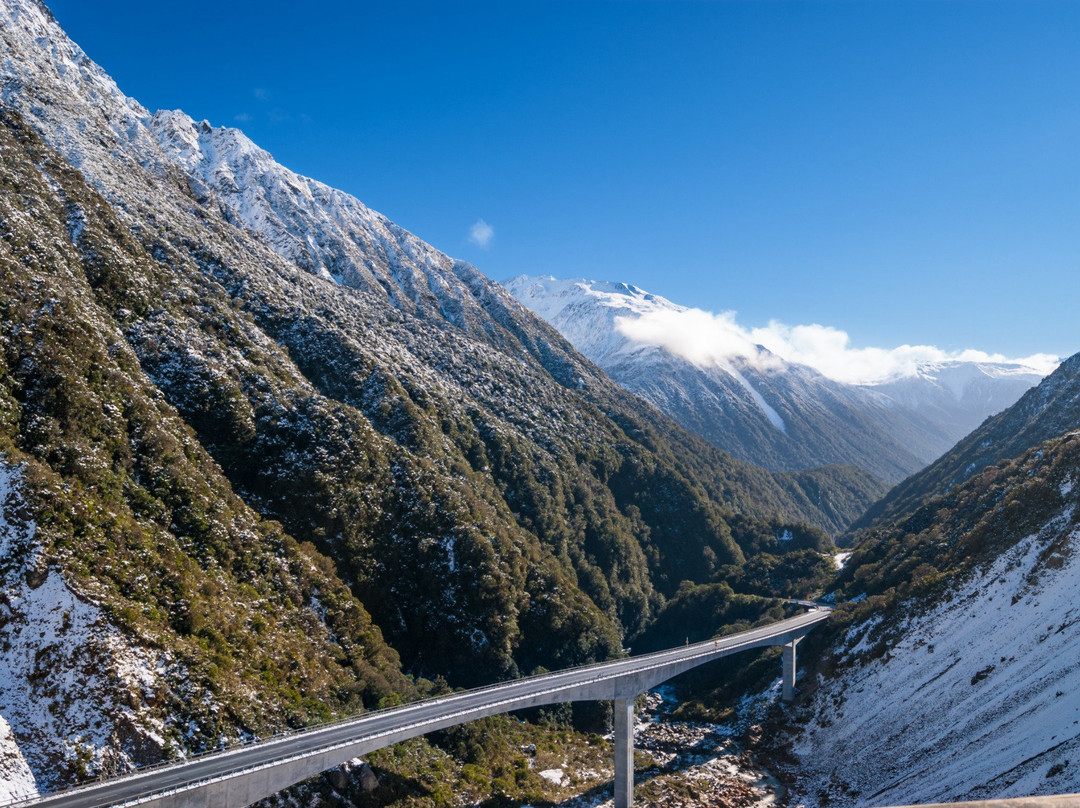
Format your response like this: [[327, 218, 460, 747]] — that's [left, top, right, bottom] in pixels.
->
[[551, 684, 787, 808]]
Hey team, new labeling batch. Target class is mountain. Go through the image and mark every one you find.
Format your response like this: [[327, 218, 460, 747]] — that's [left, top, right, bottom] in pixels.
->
[[503, 275, 1048, 484], [778, 427, 1080, 806], [870, 359, 1048, 441], [0, 0, 885, 798], [770, 352, 1080, 804], [852, 351, 1080, 532]]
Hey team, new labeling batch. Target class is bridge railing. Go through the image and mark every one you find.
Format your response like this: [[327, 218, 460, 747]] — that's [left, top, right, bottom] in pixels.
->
[[2, 606, 822, 808]]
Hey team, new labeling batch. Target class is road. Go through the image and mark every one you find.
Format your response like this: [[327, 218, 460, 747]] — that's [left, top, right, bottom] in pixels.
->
[[16, 605, 830, 808]]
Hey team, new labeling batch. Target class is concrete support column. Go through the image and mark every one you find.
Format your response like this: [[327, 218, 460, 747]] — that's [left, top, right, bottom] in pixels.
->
[[613, 698, 635, 808], [782, 637, 801, 702]]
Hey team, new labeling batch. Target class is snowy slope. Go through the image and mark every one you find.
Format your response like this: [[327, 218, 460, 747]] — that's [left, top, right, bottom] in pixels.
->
[[506, 276, 1046, 482], [786, 482, 1080, 805], [776, 422, 1080, 805], [0, 716, 36, 803], [0, 461, 174, 793], [871, 360, 1046, 440]]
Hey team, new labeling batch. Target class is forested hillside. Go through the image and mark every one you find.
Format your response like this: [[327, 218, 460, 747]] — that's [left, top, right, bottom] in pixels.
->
[[0, 1, 870, 800]]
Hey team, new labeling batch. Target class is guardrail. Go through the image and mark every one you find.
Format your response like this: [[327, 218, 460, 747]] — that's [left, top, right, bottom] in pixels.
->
[[3, 603, 827, 808]]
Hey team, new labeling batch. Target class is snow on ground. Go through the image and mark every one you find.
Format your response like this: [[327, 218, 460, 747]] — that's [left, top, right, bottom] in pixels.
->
[[728, 367, 787, 434], [787, 514, 1080, 807], [0, 459, 170, 793], [0, 714, 36, 803]]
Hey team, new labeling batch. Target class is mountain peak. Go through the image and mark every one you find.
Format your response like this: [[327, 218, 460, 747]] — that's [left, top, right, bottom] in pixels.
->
[[504, 273, 1048, 482]]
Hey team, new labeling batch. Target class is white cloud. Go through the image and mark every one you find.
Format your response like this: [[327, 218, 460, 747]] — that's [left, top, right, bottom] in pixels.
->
[[468, 219, 494, 248], [615, 307, 1059, 385]]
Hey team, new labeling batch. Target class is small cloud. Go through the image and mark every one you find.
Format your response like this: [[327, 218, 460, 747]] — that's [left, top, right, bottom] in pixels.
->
[[254, 88, 270, 101], [234, 112, 252, 123], [468, 219, 494, 248]]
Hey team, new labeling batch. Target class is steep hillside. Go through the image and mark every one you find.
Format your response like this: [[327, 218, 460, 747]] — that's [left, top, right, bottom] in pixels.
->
[[0, 110, 413, 792], [0, 2, 903, 796], [853, 351, 1080, 532], [0, 0, 881, 690], [778, 430, 1080, 805], [504, 276, 1045, 484]]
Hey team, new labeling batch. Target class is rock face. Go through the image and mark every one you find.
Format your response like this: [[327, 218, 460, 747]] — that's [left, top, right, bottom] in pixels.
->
[[504, 275, 1048, 484]]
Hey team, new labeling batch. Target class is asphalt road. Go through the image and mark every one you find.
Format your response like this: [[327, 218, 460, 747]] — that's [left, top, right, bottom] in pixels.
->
[[19, 606, 830, 808]]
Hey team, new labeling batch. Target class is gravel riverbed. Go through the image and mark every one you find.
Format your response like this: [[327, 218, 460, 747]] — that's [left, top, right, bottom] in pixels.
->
[[551, 685, 787, 808]]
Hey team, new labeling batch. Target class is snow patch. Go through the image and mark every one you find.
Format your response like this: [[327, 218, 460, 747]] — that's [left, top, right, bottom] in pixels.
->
[[539, 768, 565, 785], [729, 366, 787, 434], [0, 715, 37, 804], [0, 458, 170, 792]]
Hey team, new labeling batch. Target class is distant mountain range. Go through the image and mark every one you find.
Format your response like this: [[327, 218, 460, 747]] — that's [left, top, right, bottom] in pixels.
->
[[850, 351, 1080, 532], [504, 275, 1050, 483]]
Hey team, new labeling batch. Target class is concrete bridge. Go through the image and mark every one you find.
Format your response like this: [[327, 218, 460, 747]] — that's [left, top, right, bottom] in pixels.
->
[[13, 606, 830, 808]]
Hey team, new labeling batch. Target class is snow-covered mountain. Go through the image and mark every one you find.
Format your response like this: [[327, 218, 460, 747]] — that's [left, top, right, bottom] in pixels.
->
[[504, 275, 1048, 483], [0, 1, 891, 801], [781, 427, 1080, 804], [871, 360, 1047, 440]]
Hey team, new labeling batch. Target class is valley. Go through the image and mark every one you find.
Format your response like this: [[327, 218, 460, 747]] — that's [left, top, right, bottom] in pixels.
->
[[0, 1, 1078, 807]]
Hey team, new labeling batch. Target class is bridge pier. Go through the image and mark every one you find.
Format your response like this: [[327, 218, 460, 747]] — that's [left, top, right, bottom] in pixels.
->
[[782, 637, 801, 702], [613, 697, 636, 808]]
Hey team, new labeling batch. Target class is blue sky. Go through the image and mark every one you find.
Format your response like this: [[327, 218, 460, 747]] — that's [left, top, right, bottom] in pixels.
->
[[47, 0, 1080, 362]]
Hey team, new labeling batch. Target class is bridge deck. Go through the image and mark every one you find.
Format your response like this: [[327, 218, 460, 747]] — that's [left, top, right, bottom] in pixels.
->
[[13, 607, 830, 808]]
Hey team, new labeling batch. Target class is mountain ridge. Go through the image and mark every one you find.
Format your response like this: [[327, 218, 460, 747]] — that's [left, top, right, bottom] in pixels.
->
[[0, 1, 887, 799], [504, 274, 1049, 484]]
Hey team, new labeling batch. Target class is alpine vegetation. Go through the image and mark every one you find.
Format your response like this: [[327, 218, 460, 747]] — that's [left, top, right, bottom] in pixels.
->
[[0, 0, 863, 801]]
